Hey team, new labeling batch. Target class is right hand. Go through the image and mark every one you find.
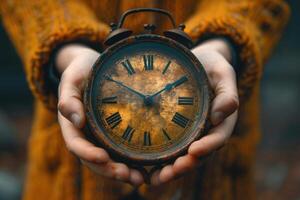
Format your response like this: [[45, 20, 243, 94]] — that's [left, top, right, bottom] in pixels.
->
[[55, 44, 144, 186]]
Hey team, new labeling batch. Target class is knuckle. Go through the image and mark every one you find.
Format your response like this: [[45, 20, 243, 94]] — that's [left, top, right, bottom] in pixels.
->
[[228, 94, 239, 110]]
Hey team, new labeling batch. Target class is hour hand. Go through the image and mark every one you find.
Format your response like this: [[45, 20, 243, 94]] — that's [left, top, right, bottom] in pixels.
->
[[170, 76, 188, 89], [104, 75, 146, 99], [150, 75, 188, 98]]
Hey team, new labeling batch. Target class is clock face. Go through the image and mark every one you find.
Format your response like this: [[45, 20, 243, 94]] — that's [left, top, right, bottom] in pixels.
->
[[85, 36, 210, 165]]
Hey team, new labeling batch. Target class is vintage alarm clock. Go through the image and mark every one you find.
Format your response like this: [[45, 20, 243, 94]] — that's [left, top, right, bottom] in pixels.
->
[[84, 8, 211, 178]]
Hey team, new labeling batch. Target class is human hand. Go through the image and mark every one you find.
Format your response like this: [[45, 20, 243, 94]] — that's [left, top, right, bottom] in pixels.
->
[[150, 38, 239, 185], [56, 44, 144, 186]]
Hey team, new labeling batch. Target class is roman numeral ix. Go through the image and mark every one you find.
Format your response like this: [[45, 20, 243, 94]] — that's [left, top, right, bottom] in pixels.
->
[[101, 96, 117, 104]]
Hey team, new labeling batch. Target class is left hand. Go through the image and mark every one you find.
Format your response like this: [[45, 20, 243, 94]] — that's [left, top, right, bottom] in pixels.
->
[[150, 38, 239, 185], [56, 44, 144, 186]]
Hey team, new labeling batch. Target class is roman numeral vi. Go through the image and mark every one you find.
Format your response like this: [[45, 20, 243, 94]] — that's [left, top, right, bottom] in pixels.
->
[[143, 131, 151, 146]]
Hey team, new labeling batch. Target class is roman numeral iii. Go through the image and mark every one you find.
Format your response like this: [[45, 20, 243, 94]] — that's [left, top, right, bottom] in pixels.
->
[[122, 126, 135, 142], [172, 112, 190, 128], [143, 131, 151, 146], [121, 59, 135, 75], [101, 96, 117, 104], [143, 55, 154, 70], [178, 97, 194, 105], [105, 112, 122, 129]]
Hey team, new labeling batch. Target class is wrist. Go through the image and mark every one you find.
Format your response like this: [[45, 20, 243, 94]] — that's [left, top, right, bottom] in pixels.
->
[[192, 38, 233, 64], [55, 44, 99, 74]]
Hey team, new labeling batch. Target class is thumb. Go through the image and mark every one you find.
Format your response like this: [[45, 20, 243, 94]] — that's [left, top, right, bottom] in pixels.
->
[[210, 66, 239, 126], [58, 68, 86, 128]]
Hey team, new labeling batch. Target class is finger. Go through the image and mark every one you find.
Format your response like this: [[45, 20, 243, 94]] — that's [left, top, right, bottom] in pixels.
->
[[209, 65, 239, 125], [81, 160, 114, 178], [129, 169, 144, 186], [113, 162, 131, 182], [58, 113, 109, 164], [173, 154, 200, 176], [158, 165, 175, 184], [188, 111, 238, 157], [150, 170, 161, 186], [81, 160, 130, 182], [58, 64, 86, 128]]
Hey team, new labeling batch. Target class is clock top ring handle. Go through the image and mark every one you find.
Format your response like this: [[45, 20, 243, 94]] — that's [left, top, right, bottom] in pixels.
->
[[104, 7, 193, 48], [117, 8, 176, 29]]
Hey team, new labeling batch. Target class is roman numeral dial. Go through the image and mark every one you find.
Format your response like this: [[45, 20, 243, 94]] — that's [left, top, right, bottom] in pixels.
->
[[94, 47, 204, 157]]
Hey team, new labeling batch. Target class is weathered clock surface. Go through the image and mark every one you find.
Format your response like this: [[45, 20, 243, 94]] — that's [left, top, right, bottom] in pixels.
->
[[85, 35, 210, 166]]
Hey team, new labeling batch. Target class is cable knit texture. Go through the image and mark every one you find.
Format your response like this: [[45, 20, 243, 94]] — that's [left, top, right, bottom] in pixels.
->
[[0, 0, 290, 199]]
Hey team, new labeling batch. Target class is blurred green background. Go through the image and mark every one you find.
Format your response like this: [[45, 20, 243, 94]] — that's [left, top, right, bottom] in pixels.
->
[[0, 1, 299, 199]]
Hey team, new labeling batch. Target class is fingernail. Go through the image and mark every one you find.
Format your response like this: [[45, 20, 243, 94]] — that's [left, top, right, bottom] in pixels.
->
[[71, 113, 81, 127], [211, 112, 224, 125]]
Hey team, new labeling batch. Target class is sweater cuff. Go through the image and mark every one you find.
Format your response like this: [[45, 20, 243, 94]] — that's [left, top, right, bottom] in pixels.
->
[[46, 41, 103, 98], [185, 15, 263, 101], [194, 36, 238, 73], [34, 28, 109, 111], [0, 1, 111, 111]]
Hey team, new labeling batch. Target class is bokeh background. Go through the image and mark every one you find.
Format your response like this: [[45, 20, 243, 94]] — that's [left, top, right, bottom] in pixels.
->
[[0, 1, 299, 199]]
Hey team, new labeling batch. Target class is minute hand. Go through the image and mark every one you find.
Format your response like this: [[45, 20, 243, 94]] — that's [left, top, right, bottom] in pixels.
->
[[150, 76, 188, 98], [105, 75, 146, 99]]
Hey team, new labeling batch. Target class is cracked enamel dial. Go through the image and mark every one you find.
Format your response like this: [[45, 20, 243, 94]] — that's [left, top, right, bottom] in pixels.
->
[[85, 36, 211, 165]]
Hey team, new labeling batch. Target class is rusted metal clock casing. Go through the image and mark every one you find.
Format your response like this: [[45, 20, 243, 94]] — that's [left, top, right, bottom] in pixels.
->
[[84, 34, 211, 166]]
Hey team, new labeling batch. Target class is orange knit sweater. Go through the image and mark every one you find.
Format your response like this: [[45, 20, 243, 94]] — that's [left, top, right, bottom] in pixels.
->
[[0, 0, 290, 199]]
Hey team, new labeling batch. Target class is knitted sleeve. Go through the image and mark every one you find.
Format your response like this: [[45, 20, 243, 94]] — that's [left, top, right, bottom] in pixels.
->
[[184, 0, 290, 100], [0, 0, 110, 110]]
